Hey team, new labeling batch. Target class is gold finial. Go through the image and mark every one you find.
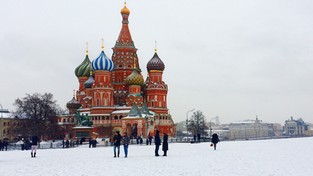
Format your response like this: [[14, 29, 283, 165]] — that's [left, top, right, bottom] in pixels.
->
[[154, 40, 157, 53], [101, 38, 104, 51], [86, 42, 88, 55], [89, 69, 93, 76], [73, 89, 75, 98], [121, 1, 130, 15]]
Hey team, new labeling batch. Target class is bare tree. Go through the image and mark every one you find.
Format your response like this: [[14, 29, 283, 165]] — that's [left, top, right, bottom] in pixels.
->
[[11, 93, 62, 140], [187, 110, 208, 136]]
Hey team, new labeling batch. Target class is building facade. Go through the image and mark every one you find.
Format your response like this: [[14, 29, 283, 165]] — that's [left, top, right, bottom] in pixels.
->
[[229, 118, 272, 140], [283, 117, 309, 137], [58, 3, 175, 139], [0, 116, 19, 141]]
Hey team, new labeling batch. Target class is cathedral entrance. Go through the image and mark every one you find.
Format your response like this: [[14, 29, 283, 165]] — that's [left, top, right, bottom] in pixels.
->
[[131, 124, 138, 138]]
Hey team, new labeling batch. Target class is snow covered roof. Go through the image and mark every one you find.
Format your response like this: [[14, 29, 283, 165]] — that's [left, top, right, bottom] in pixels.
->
[[111, 110, 130, 114]]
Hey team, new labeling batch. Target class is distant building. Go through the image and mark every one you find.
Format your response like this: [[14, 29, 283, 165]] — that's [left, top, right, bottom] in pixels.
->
[[283, 117, 309, 137], [0, 116, 16, 141], [229, 118, 274, 140]]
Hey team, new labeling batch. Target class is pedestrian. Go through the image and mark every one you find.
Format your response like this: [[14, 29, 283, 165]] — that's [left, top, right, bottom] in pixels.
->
[[148, 135, 153, 145], [21, 138, 25, 151], [66, 139, 69, 148], [211, 133, 220, 150], [92, 138, 97, 148], [136, 136, 139, 144], [0, 140, 3, 151], [193, 134, 197, 143], [31, 135, 39, 158], [62, 139, 65, 148], [197, 133, 201, 143], [122, 132, 130, 157], [4, 139, 8, 151], [162, 133, 169, 156], [154, 130, 161, 156], [25, 138, 30, 150], [89, 138, 92, 148], [113, 131, 122, 158]]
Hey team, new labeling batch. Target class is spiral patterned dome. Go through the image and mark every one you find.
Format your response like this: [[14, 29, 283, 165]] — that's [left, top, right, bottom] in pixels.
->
[[66, 97, 81, 110], [126, 69, 144, 86], [146, 52, 165, 71], [75, 55, 92, 77], [84, 75, 94, 88], [92, 51, 114, 71]]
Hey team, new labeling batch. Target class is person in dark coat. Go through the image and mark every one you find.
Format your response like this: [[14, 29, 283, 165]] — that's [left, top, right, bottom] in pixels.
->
[[113, 131, 122, 157], [148, 135, 153, 145], [65, 140, 70, 148], [21, 138, 25, 151], [154, 130, 161, 156], [88, 138, 92, 148], [122, 132, 130, 157], [31, 135, 39, 157], [0, 140, 3, 151], [162, 133, 169, 156], [4, 139, 8, 151], [197, 133, 201, 143], [211, 133, 220, 150]]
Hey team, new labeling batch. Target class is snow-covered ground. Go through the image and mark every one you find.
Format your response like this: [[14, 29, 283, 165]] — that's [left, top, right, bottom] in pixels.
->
[[1, 137, 312, 176]]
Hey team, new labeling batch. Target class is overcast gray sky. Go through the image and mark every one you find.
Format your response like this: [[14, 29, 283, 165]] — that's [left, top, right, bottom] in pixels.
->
[[1, 0, 313, 124]]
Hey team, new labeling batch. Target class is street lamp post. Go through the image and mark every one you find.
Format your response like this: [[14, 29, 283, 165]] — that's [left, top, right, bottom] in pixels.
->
[[145, 113, 149, 138], [186, 109, 195, 136], [209, 116, 218, 137]]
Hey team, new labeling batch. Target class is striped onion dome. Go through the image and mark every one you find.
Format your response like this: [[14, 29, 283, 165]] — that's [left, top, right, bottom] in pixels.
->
[[92, 51, 114, 71], [125, 69, 144, 86], [146, 52, 165, 71], [75, 55, 92, 77], [66, 97, 81, 110]]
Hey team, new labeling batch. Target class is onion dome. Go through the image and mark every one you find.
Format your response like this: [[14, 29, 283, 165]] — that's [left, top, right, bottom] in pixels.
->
[[75, 55, 92, 77], [92, 40, 114, 71], [121, 2, 130, 15], [146, 52, 165, 71], [126, 69, 144, 86], [84, 71, 94, 88], [66, 96, 81, 110]]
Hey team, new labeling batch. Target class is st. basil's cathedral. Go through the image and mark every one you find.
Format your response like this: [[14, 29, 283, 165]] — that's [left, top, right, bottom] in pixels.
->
[[58, 3, 175, 139]]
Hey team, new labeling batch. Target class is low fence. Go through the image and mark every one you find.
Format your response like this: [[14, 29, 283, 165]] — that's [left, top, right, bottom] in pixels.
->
[[0, 137, 212, 151]]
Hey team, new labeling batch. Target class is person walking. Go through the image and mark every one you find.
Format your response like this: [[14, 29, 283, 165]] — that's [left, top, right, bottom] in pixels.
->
[[122, 132, 130, 157], [211, 133, 220, 150], [65, 139, 69, 148], [113, 131, 122, 158], [154, 130, 161, 156], [21, 138, 25, 151], [0, 140, 3, 151], [162, 133, 169, 156], [148, 134, 153, 145], [31, 135, 39, 158]]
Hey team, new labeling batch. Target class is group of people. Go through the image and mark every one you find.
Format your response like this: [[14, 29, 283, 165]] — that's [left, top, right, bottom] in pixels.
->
[[111, 130, 169, 158], [0, 139, 9, 151]]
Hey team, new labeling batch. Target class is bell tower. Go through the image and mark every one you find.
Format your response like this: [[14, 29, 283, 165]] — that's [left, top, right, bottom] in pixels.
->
[[112, 2, 140, 106]]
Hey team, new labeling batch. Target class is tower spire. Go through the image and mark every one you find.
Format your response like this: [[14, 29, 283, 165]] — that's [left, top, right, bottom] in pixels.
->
[[73, 89, 76, 98], [101, 38, 104, 51], [154, 40, 157, 53], [86, 42, 88, 55]]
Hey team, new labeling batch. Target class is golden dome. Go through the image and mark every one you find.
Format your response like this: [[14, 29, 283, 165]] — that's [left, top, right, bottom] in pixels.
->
[[121, 2, 130, 15]]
